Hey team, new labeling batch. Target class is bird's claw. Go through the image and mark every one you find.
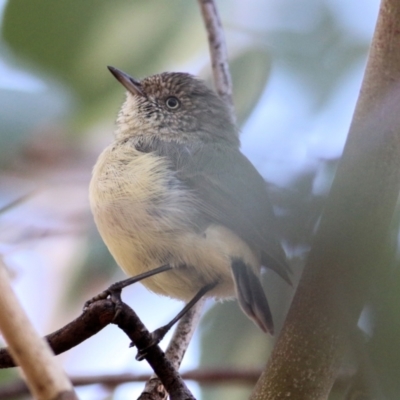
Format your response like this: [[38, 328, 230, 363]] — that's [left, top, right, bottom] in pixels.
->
[[83, 290, 111, 311], [83, 286, 123, 322], [134, 325, 169, 361]]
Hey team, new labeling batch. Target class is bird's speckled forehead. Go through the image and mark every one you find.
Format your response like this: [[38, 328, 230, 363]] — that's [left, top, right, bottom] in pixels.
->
[[139, 72, 211, 98], [114, 70, 238, 145]]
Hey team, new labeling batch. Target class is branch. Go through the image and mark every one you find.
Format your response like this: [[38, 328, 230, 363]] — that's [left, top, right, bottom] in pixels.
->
[[114, 303, 195, 400], [0, 259, 78, 400], [198, 0, 235, 123], [0, 299, 195, 400], [0, 190, 37, 215], [138, 299, 205, 400], [0, 299, 115, 368], [251, 1, 400, 399], [0, 368, 262, 399]]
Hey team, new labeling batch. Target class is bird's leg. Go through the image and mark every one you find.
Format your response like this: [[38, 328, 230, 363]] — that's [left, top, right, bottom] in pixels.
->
[[83, 264, 173, 313], [135, 281, 216, 361]]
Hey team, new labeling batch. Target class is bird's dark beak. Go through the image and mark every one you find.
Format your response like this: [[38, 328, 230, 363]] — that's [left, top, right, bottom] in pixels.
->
[[107, 66, 144, 96]]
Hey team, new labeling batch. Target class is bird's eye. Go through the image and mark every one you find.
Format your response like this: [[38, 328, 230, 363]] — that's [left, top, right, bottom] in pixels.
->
[[165, 96, 180, 109]]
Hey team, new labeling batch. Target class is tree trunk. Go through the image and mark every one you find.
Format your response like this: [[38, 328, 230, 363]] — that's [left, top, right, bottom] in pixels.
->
[[250, 1, 400, 398]]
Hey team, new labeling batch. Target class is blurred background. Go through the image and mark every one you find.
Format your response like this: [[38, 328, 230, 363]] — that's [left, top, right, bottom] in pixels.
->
[[2, 0, 399, 399]]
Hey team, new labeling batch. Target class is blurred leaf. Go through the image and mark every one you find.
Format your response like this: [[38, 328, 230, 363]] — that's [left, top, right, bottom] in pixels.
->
[[199, 301, 272, 400], [3, 1, 101, 75], [2, 0, 197, 107], [269, 161, 334, 249], [268, 2, 368, 109], [0, 369, 20, 395], [202, 47, 271, 127], [231, 48, 271, 125], [0, 85, 70, 166]]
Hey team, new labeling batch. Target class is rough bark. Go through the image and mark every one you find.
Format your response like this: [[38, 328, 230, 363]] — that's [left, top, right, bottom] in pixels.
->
[[251, 1, 400, 398]]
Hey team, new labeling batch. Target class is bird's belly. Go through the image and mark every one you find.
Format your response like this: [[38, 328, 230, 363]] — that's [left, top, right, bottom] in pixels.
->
[[92, 203, 237, 301], [136, 230, 238, 301], [89, 144, 251, 301], [94, 210, 238, 300]]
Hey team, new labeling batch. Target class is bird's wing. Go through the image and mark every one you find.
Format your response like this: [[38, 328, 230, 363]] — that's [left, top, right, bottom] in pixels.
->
[[140, 138, 291, 284]]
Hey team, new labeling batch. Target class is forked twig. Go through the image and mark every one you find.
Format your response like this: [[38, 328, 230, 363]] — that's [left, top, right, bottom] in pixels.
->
[[0, 298, 195, 400]]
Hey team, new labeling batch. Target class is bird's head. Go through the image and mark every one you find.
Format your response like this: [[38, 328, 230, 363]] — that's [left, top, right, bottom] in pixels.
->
[[108, 66, 238, 146]]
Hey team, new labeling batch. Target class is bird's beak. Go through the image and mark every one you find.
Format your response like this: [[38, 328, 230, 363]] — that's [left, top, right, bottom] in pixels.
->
[[107, 66, 144, 96]]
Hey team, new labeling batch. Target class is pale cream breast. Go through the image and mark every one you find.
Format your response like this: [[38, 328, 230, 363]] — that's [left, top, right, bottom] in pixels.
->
[[89, 141, 260, 301]]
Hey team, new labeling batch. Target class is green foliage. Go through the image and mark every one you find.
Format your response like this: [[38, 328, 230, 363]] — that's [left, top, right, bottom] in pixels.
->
[[0, 85, 69, 165], [2, 0, 196, 105], [230, 48, 271, 124], [200, 301, 272, 400]]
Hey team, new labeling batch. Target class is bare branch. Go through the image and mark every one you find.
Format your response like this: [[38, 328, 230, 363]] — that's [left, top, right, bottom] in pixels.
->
[[197, 0, 235, 123], [165, 299, 204, 369], [113, 303, 196, 400], [0, 300, 115, 368], [0, 298, 195, 399], [0, 259, 78, 400], [0, 368, 262, 399], [138, 299, 205, 400]]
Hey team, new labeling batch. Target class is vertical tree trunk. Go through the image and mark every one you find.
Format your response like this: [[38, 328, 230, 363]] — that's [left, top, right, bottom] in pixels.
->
[[251, 1, 400, 398]]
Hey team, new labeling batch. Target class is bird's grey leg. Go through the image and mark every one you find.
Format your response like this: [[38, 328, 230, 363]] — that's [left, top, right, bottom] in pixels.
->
[[135, 281, 217, 361], [83, 264, 173, 311]]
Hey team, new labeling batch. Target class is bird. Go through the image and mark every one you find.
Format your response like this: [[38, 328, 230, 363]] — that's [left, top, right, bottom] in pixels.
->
[[89, 66, 290, 348]]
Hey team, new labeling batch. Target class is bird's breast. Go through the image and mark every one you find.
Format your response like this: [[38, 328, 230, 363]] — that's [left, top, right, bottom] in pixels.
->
[[90, 142, 193, 264], [89, 141, 257, 301]]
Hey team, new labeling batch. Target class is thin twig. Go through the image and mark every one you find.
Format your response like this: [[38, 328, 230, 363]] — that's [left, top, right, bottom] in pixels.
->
[[114, 303, 195, 400], [165, 299, 205, 369], [0, 258, 78, 400], [0, 366, 359, 400], [0, 190, 37, 215], [0, 368, 262, 399], [198, 0, 236, 123], [138, 299, 205, 400]]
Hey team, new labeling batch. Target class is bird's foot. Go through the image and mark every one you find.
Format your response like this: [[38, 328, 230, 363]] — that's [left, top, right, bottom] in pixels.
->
[[83, 281, 124, 320], [134, 325, 170, 361]]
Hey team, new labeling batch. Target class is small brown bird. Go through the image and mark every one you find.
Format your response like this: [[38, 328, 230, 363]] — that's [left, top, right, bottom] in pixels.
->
[[89, 67, 290, 346]]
